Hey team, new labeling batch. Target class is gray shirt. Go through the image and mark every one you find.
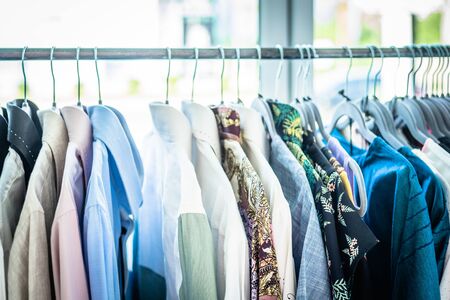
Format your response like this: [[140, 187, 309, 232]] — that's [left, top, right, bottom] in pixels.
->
[[270, 135, 331, 300]]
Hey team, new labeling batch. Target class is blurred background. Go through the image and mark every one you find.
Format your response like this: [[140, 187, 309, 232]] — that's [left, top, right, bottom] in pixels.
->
[[0, 0, 448, 143]]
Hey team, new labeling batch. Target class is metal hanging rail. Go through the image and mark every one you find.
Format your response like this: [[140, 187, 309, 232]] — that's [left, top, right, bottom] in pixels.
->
[[0, 46, 447, 60]]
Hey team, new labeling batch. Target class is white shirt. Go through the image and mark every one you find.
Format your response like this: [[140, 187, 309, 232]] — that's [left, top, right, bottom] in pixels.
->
[[139, 103, 217, 300], [413, 139, 450, 300], [234, 105, 296, 299], [182, 102, 250, 300]]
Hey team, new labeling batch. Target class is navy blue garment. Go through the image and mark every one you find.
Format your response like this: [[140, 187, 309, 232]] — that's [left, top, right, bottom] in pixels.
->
[[332, 132, 440, 300], [398, 146, 450, 279]]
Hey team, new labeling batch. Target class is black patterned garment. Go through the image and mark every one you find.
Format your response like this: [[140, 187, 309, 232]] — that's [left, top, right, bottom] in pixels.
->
[[268, 100, 378, 300], [302, 132, 379, 293]]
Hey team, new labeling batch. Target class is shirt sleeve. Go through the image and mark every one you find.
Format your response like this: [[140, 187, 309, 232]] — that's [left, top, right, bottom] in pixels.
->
[[51, 192, 90, 300], [84, 200, 120, 300], [9, 209, 51, 299]]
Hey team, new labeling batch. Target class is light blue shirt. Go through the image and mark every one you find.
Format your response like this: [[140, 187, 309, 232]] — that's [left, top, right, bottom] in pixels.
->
[[270, 135, 332, 300], [84, 105, 143, 300]]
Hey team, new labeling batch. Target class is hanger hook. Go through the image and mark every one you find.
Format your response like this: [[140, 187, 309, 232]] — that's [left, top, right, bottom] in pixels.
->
[[343, 46, 353, 96], [191, 48, 198, 102], [274, 44, 284, 100], [436, 45, 447, 96], [236, 47, 241, 103], [50, 46, 56, 109], [302, 46, 312, 99], [256, 45, 262, 98], [421, 45, 433, 97], [411, 45, 424, 98], [165, 47, 171, 104], [364, 45, 375, 110], [218, 45, 225, 104], [307, 45, 318, 98], [441, 45, 450, 96], [372, 45, 384, 99], [294, 44, 304, 100], [94, 47, 102, 105], [432, 45, 443, 96], [76, 47, 81, 106], [406, 45, 416, 98], [391, 45, 401, 99], [21, 46, 28, 106]]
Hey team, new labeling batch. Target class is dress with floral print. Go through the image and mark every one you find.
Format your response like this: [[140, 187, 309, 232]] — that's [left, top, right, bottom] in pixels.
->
[[212, 106, 282, 300], [268, 101, 378, 300]]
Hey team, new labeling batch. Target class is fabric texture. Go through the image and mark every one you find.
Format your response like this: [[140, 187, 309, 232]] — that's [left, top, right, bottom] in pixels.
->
[[212, 106, 282, 300], [0, 241, 4, 300], [182, 102, 250, 300], [398, 146, 450, 278], [51, 106, 91, 300], [438, 137, 450, 154], [417, 139, 450, 299], [270, 135, 331, 300], [269, 101, 378, 300], [327, 137, 355, 193], [334, 132, 440, 300], [84, 105, 144, 300], [236, 106, 296, 299], [0, 149, 26, 278], [321, 146, 354, 204], [8, 110, 68, 300], [140, 104, 217, 300]]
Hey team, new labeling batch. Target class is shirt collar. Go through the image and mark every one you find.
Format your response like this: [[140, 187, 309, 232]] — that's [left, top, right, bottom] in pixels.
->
[[61, 106, 93, 185], [149, 103, 192, 158], [106, 105, 144, 184], [181, 101, 221, 161], [87, 105, 143, 217], [6, 99, 43, 179], [0, 114, 8, 173], [38, 110, 69, 194]]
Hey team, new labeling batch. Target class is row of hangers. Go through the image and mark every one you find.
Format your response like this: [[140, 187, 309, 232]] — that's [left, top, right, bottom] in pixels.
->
[[2, 44, 449, 215]]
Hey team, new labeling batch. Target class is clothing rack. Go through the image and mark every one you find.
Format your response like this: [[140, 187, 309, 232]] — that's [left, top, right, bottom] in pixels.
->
[[0, 46, 447, 60]]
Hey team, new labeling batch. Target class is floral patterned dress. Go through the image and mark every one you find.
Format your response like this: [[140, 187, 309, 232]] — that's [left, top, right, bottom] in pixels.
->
[[268, 101, 378, 300], [212, 106, 282, 300]]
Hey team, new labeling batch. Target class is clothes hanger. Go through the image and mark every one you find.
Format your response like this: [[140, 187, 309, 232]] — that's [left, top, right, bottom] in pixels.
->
[[165, 47, 172, 105], [219, 45, 225, 105], [304, 45, 328, 147], [75, 47, 83, 108], [364, 45, 404, 149], [191, 47, 199, 102], [445, 45, 450, 99], [293, 44, 310, 129], [252, 45, 278, 140], [273, 44, 284, 102], [94, 47, 103, 105], [434, 45, 450, 119], [411, 46, 444, 138], [325, 46, 369, 216], [387, 46, 429, 145], [20, 46, 32, 116], [235, 47, 244, 105], [421, 45, 450, 136], [49, 46, 59, 112], [371, 46, 409, 145], [298, 46, 316, 134], [328, 45, 377, 145], [404, 45, 439, 141]]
